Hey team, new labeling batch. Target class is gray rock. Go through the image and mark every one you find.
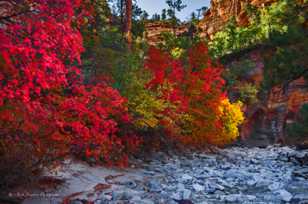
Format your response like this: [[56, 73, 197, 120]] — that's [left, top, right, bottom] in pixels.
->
[[247, 179, 257, 186], [277, 189, 293, 202], [181, 174, 193, 182], [123, 181, 137, 188], [221, 194, 242, 202], [34, 147, 308, 204], [99, 194, 113, 201], [182, 189, 192, 199], [293, 193, 308, 201], [192, 183, 205, 192], [293, 168, 308, 179], [268, 182, 283, 191], [221, 194, 256, 202], [132, 199, 155, 204], [147, 180, 162, 192], [204, 184, 217, 194], [212, 183, 225, 191], [177, 183, 185, 191], [171, 192, 182, 200], [112, 191, 130, 200]]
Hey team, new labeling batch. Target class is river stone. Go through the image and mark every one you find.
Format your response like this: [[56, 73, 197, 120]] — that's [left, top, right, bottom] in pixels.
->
[[171, 192, 182, 200], [112, 190, 133, 200], [29, 146, 308, 204], [268, 182, 283, 191], [147, 180, 162, 192], [192, 183, 205, 192], [182, 189, 192, 199], [247, 179, 257, 186], [277, 189, 293, 202], [293, 168, 308, 179]]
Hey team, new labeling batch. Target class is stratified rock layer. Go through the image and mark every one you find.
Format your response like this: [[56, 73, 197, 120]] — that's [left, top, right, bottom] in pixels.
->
[[198, 0, 277, 39], [145, 22, 188, 45]]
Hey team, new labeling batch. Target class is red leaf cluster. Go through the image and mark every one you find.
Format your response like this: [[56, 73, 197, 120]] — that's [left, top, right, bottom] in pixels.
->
[[145, 42, 230, 146], [0, 0, 139, 165]]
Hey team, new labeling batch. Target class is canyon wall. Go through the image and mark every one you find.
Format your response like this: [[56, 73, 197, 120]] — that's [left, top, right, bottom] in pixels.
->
[[144, 0, 307, 141], [145, 22, 188, 45], [198, 0, 276, 39], [145, 0, 277, 43]]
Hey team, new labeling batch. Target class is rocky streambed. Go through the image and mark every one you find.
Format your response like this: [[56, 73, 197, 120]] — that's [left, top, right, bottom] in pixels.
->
[[23, 146, 308, 204]]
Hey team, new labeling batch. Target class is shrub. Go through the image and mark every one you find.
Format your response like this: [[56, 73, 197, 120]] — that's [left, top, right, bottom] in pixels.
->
[[0, 0, 139, 173], [238, 83, 259, 105]]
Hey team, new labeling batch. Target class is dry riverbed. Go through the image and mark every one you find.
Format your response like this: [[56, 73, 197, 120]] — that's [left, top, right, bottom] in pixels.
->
[[20, 146, 308, 204]]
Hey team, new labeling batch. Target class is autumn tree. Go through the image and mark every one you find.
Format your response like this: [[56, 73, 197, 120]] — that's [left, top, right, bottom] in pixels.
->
[[144, 42, 244, 147]]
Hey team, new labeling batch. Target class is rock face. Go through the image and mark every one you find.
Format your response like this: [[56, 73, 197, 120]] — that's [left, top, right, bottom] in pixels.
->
[[198, 0, 277, 39], [145, 22, 189, 45], [144, 0, 278, 44], [225, 49, 308, 142], [22, 147, 308, 204], [265, 78, 308, 139]]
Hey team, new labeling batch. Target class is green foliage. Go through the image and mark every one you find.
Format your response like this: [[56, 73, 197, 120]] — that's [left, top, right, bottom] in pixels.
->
[[165, 0, 186, 29], [166, 0, 187, 12], [287, 104, 308, 138], [238, 83, 259, 105], [262, 39, 308, 90], [161, 9, 167, 20], [106, 50, 168, 130], [152, 13, 161, 21], [158, 31, 201, 56], [82, 26, 128, 82], [209, 0, 306, 58], [223, 59, 257, 88]]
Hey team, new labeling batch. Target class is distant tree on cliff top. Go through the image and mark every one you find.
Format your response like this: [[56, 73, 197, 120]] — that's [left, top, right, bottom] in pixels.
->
[[152, 13, 161, 21], [162, 9, 167, 20], [166, 0, 186, 20]]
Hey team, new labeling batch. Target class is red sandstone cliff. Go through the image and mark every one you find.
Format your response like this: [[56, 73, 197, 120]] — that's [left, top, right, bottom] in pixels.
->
[[198, 0, 276, 39], [145, 0, 278, 43], [145, 21, 188, 45]]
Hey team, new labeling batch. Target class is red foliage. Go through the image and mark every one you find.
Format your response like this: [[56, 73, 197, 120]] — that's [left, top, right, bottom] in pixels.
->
[[145, 42, 229, 146], [0, 0, 139, 165]]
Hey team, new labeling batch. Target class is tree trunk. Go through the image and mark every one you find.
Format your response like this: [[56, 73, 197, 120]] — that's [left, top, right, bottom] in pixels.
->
[[120, 0, 124, 27], [125, 0, 132, 49]]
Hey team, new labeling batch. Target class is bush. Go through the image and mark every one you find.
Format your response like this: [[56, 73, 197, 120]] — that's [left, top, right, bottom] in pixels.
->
[[0, 0, 140, 170]]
